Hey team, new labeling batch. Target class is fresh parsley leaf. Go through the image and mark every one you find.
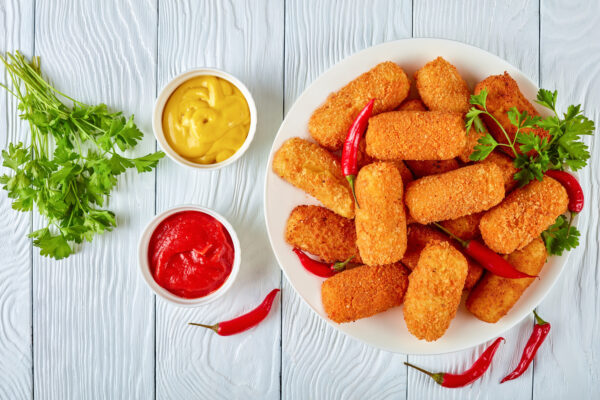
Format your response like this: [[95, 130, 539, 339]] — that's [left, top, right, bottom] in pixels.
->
[[0, 51, 164, 259], [469, 134, 498, 161], [469, 90, 488, 108], [465, 108, 486, 135], [542, 215, 580, 256], [535, 89, 557, 112]]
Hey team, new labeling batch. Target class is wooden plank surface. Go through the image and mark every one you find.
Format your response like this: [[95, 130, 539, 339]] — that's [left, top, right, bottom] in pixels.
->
[[535, 0, 600, 398], [281, 1, 412, 399], [155, 1, 283, 399], [31, 1, 157, 398], [409, 1, 540, 398], [0, 1, 34, 399]]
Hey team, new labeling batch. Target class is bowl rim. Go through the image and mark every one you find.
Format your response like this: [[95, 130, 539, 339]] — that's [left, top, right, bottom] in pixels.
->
[[138, 204, 241, 307], [152, 67, 258, 170], [263, 37, 577, 355]]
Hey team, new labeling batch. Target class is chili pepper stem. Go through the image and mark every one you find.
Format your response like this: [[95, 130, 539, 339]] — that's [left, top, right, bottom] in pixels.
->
[[432, 223, 468, 247], [332, 256, 354, 272], [346, 175, 359, 208], [188, 322, 219, 333], [404, 362, 444, 385], [532, 309, 548, 325]]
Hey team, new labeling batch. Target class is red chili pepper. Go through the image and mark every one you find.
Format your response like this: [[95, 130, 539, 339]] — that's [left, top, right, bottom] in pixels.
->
[[433, 223, 537, 279], [293, 248, 353, 278], [501, 310, 551, 383], [342, 99, 375, 207], [544, 169, 584, 213], [188, 289, 280, 336], [405, 337, 504, 388]]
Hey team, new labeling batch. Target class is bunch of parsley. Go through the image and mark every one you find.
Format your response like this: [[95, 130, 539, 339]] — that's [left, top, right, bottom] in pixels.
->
[[0, 51, 164, 259], [465, 87, 594, 256]]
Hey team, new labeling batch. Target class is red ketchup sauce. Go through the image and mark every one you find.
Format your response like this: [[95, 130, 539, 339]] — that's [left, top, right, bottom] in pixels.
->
[[148, 211, 234, 299]]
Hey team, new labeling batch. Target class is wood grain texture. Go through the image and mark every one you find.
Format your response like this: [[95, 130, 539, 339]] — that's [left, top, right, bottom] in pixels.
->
[[410, 1, 539, 398], [155, 1, 283, 399], [32, 1, 157, 398], [535, 1, 600, 398], [0, 1, 34, 399], [282, 1, 412, 399]]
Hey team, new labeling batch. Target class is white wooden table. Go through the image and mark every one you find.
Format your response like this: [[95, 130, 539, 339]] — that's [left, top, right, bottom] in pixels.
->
[[1, 0, 598, 398]]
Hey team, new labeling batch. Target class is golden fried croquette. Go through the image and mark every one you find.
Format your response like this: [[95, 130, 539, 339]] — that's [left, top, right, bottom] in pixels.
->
[[466, 238, 547, 323], [405, 163, 505, 224], [474, 72, 549, 154], [285, 205, 361, 263], [403, 241, 468, 341], [481, 151, 519, 192], [309, 62, 410, 150], [355, 162, 407, 265], [440, 212, 484, 241], [272, 138, 354, 218], [414, 56, 470, 113], [405, 159, 460, 178], [401, 224, 483, 290], [394, 160, 414, 184], [356, 140, 375, 169], [322, 263, 409, 323], [365, 111, 467, 160], [397, 99, 427, 111], [480, 177, 568, 254]]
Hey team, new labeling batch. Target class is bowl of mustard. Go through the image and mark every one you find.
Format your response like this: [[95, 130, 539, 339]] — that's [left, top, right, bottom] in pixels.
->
[[153, 68, 257, 170]]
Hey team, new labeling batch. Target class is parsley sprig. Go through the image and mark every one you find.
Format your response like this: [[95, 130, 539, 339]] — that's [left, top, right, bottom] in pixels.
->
[[0, 51, 164, 259], [465, 86, 594, 256]]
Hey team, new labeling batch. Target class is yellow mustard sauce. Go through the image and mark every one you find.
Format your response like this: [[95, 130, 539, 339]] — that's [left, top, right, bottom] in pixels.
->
[[162, 75, 250, 164]]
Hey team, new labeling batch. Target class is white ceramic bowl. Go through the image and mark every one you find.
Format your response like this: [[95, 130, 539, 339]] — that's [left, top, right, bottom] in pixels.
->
[[138, 205, 241, 307], [152, 68, 257, 170], [264, 38, 577, 354]]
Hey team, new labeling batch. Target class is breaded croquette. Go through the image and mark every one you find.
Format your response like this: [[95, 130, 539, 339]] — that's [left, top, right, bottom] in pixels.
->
[[474, 72, 549, 153], [397, 99, 427, 111], [405, 163, 505, 224], [273, 138, 354, 218], [285, 205, 361, 263], [405, 159, 460, 178], [481, 151, 519, 192], [355, 162, 407, 265], [480, 177, 568, 254], [356, 140, 375, 169], [414, 57, 470, 113], [440, 212, 484, 241], [403, 241, 468, 341], [401, 224, 483, 290], [309, 62, 410, 150], [466, 238, 547, 323], [394, 160, 414, 185], [322, 263, 409, 323], [365, 111, 467, 160]]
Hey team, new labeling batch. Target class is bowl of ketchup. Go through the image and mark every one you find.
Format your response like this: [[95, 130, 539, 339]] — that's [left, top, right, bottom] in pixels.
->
[[138, 205, 240, 306]]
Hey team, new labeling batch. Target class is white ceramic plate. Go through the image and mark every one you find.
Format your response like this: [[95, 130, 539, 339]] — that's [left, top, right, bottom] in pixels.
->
[[264, 38, 575, 354]]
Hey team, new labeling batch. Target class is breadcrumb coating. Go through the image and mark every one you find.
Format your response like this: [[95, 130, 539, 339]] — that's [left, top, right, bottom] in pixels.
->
[[459, 125, 488, 163], [403, 241, 468, 341], [440, 212, 484, 241], [397, 98, 427, 111], [401, 224, 483, 290], [415, 57, 470, 113], [309, 61, 410, 150], [365, 111, 467, 160], [321, 263, 409, 323], [474, 72, 550, 154], [405, 163, 505, 224], [355, 162, 407, 265], [273, 137, 354, 218], [480, 151, 519, 193], [466, 238, 547, 323], [480, 177, 568, 254], [285, 205, 361, 263], [405, 159, 460, 178]]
